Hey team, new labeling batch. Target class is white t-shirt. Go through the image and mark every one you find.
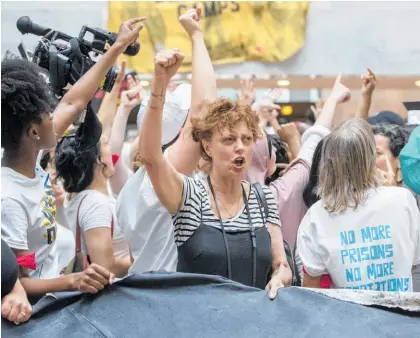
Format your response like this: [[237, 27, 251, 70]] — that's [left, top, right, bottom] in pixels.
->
[[117, 167, 178, 274], [65, 190, 129, 258], [50, 223, 75, 275], [1, 167, 63, 278], [297, 186, 420, 292]]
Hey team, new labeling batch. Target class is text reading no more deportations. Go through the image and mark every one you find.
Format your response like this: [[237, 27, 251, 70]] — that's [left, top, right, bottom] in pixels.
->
[[340, 225, 409, 291]]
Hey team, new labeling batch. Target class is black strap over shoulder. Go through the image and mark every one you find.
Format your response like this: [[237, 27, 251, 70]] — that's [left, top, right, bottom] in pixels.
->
[[252, 182, 300, 286], [253, 183, 269, 220]]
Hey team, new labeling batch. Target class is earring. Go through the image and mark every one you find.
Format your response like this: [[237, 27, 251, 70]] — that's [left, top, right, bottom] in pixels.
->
[[36, 136, 41, 141]]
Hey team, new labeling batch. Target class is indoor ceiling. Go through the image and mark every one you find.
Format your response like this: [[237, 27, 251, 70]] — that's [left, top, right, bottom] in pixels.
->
[[212, 76, 420, 89], [138, 75, 420, 90]]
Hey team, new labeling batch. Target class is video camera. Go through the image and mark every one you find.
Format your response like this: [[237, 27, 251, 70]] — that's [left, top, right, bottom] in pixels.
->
[[16, 16, 140, 96]]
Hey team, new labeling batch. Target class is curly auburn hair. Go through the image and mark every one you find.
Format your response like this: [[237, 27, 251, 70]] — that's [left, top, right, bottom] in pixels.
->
[[191, 98, 262, 162]]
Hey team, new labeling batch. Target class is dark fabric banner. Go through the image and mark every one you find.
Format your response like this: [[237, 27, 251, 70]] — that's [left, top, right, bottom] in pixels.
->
[[2, 272, 419, 337]]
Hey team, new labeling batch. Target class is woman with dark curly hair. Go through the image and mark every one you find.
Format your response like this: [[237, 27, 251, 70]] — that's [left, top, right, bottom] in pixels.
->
[[1, 18, 144, 298], [138, 48, 292, 299], [372, 123, 408, 186], [54, 113, 131, 278]]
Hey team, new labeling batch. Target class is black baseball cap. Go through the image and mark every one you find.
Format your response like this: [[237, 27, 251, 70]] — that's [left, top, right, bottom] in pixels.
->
[[367, 111, 405, 126]]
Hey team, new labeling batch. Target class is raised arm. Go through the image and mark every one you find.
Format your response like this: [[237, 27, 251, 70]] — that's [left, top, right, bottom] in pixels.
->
[[315, 73, 351, 130], [138, 50, 185, 213], [276, 123, 301, 161], [355, 68, 376, 120], [167, 8, 217, 176], [269, 75, 350, 247], [238, 79, 256, 107], [53, 17, 146, 138], [109, 82, 144, 194]]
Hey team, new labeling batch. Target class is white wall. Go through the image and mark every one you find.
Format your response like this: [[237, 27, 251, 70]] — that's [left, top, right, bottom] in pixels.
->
[[2, 1, 420, 75]]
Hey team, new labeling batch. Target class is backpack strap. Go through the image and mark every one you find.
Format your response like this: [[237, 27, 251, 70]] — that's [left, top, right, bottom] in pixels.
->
[[253, 183, 269, 221], [110, 214, 114, 238]]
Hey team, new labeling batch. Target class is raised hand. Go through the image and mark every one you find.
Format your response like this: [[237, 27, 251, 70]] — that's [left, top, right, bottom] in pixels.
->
[[376, 154, 397, 187], [277, 122, 300, 142], [266, 88, 283, 103], [179, 8, 202, 37], [120, 86, 144, 112], [238, 79, 256, 107], [361, 68, 376, 98], [115, 17, 147, 50], [154, 49, 185, 84], [330, 73, 351, 104]]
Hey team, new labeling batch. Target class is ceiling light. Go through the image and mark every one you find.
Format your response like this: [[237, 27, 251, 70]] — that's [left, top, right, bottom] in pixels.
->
[[277, 80, 290, 87], [415, 80, 420, 87]]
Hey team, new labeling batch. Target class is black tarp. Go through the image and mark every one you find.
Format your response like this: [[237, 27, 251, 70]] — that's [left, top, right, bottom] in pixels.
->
[[2, 272, 420, 338]]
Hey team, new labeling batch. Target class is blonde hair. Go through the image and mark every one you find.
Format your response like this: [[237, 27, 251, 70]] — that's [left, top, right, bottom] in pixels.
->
[[318, 119, 379, 213]]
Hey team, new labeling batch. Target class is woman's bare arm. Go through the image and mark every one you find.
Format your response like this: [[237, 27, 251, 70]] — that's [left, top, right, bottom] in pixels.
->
[[355, 69, 376, 120], [85, 228, 131, 278], [138, 50, 185, 213], [109, 84, 144, 194], [167, 8, 217, 176], [265, 224, 293, 299]]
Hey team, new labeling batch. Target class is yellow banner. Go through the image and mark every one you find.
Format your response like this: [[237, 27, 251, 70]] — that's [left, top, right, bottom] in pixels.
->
[[108, 1, 310, 73]]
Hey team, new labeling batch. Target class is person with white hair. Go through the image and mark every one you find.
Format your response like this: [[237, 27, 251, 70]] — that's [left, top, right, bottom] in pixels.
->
[[297, 119, 420, 292]]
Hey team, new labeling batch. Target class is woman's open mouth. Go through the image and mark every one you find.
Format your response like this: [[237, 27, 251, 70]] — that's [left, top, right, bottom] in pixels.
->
[[233, 157, 245, 169]]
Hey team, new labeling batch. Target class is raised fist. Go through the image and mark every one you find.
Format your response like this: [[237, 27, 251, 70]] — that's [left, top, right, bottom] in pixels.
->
[[154, 49, 185, 83], [179, 8, 202, 37]]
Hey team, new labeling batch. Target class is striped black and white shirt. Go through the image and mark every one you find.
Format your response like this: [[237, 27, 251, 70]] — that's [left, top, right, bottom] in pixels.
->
[[172, 176, 281, 246]]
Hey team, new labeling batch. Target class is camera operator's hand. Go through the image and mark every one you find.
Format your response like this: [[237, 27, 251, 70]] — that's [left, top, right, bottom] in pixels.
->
[[116, 17, 147, 50], [179, 8, 202, 38], [154, 49, 185, 84]]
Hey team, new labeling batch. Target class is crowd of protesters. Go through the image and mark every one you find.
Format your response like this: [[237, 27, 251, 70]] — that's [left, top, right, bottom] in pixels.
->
[[1, 8, 419, 325]]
